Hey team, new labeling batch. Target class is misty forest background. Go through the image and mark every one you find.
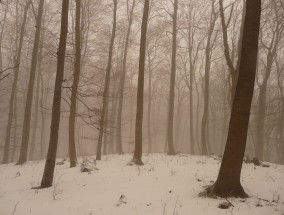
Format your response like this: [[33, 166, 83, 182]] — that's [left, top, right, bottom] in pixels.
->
[[0, 0, 283, 168]]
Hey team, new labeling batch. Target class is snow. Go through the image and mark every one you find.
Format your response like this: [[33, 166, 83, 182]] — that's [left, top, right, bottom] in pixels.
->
[[0, 154, 283, 215]]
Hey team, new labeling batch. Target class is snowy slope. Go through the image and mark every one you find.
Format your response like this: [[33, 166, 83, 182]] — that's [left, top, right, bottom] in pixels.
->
[[0, 154, 283, 215]]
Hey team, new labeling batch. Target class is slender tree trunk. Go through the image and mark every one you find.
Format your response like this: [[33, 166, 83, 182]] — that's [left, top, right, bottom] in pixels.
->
[[194, 77, 200, 154], [2, 2, 30, 164], [130, 0, 150, 165], [200, 2, 216, 156], [68, 0, 81, 167], [40, 71, 45, 159], [0, 3, 8, 74], [30, 25, 45, 161], [167, 0, 178, 155], [189, 64, 194, 154], [117, 0, 136, 155], [211, 0, 261, 198], [147, 54, 152, 153], [17, 0, 45, 165], [96, 0, 117, 160], [40, 0, 69, 188], [256, 57, 273, 161]]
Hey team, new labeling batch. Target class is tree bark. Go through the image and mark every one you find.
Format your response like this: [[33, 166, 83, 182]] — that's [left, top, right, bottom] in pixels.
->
[[211, 0, 261, 198], [40, 0, 69, 188], [130, 0, 150, 165], [167, 0, 178, 155]]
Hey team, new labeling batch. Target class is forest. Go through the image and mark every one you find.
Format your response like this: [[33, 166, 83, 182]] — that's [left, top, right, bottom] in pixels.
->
[[0, 0, 283, 214]]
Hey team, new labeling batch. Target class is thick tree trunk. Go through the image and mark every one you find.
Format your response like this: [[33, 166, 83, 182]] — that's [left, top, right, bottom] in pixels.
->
[[130, 0, 150, 165], [40, 0, 69, 188], [96, 0, 117, 160], [167, 0, 178, 155], [68, 0, 81, 167], [17, 0, 45, 165], [2, 2, 30, 164], [211, 0, 261, 198]]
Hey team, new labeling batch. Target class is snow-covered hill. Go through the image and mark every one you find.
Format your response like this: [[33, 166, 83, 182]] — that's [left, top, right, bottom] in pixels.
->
[[0, 154, 283, 215]]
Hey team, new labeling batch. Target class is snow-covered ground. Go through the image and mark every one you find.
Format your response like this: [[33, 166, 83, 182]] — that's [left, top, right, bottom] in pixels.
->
[[0, 154, 283, 215]]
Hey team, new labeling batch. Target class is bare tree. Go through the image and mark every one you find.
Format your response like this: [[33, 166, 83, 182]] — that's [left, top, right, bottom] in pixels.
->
[[96, 0, 117, 160], [40, 0, 70, 188], [17, 0, 45, 165], [116, 0, 136, 155], [167, 0, 178, 155], [68, 0, 81, 167], [129, 0, 150, 165], [200, 0, 217, 155], [209, 0, 261, 198], [2, 1, 30, 164]]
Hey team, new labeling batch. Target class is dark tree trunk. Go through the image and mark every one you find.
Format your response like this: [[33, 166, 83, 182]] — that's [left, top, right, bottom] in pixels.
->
[[167, 0, 178, 155], [2, 2, 30, 164], [96, 0, 117, 160], [210, 0, 261, 198], [130, 0, 150, 165], [68, 0, 81, 167], [17, 0, 45, 165], [40, 0, 69, 188]]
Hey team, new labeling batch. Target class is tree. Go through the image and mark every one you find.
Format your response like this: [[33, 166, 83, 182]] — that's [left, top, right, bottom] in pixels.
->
[[68, 0, 81, 167], [219, 0, 245, 105], [2, 1, 30, 164], [17, 0, 45, 165], [129, 0, 150, 165], [96, 0, 117, 160], [40, 0, 69, 188], [116, 0, 136, 155], [200, 0, 217, 155], [209, 0, 261, 197], [255, 0, 284, 161], [167, 0, 178, 155]]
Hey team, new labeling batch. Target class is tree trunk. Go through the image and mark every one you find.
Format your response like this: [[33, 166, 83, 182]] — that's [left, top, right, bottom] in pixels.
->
[[211, 0, 261, 198], [147, 53, 152, 153], [200, 1, 216, 156], [96, 0, 117, 160], [167, 0, 178, 155], [68, 0, 81, 167], [255, 56, 273, 161], [30, 23, 45, 161], [2, 2, 30, 164], [40, 0, 69, 188], [117, 0, 136, 155], [130, 0, 150, 165], [17, 0, 45, 165], [40, 71, 45, 159]]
